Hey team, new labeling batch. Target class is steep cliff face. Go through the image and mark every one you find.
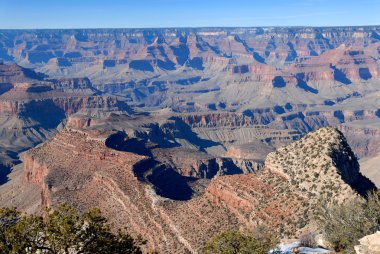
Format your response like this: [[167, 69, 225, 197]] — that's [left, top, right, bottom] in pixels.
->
[[150, 148, 263, 179], [0, 63, 131, 179], [102, 116, 268, 179], [338, 124, 380, 158], [287, 44, 379, 83], [22, 154, 51, 207], [173, 113, 301, 149], [0, 63, 46, 83]]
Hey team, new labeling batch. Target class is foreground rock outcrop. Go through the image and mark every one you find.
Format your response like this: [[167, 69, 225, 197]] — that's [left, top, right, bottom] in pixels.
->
[[355, 231, 380, 254]]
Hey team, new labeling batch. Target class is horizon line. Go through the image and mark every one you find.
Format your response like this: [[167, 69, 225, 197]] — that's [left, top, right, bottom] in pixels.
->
[[0, 24, 380, 31]]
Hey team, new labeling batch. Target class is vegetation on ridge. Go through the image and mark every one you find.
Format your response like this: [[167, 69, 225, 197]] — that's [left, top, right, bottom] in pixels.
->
[[317, 190, 380, 254]]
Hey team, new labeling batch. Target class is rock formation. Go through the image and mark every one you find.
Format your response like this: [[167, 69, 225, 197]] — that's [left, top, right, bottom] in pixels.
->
[[355, 231, 380, 254], [0, 126, 373, 253], [265, 127, 375, 197], [0, 63, 130, 182], [2, 27, 380, 162]]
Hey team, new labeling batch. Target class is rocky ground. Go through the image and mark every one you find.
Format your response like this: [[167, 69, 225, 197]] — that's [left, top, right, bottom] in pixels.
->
[[0, 125, 373, 253]]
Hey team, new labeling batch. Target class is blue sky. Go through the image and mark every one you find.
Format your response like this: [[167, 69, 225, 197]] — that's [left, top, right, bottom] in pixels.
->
[[0, 0, 379, 29]]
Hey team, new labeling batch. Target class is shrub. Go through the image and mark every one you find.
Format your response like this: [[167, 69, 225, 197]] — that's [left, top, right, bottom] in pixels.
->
[[252, 225, 279, 250], [204, 231, 261, 254], [318, 191, 380, 254], [299, 231, 318, 248], [204, 226, 278, 254], [0, 204, 145, 254]]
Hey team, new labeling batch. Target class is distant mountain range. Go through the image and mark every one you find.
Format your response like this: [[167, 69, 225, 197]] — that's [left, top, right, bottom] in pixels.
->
[[2, 26, 379, 152]]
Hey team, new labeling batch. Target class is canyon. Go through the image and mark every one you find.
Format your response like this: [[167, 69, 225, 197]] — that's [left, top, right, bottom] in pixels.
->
[[0, 126, 374, 253], [0, 26, 380, 252]]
